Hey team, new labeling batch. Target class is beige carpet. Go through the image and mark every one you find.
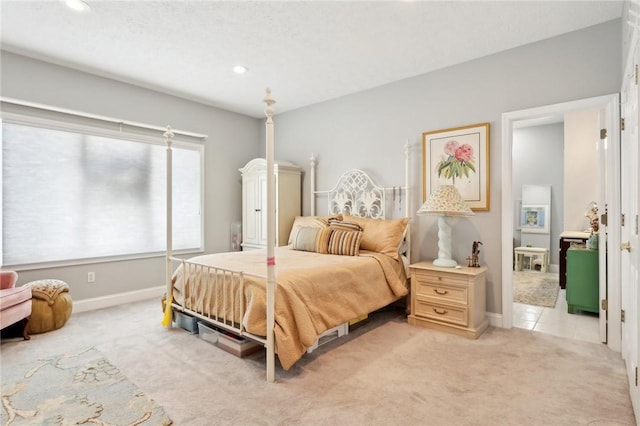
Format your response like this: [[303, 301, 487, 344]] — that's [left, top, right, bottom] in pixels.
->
[[0, 298, 635, 425], [513, 271, 560, 308]]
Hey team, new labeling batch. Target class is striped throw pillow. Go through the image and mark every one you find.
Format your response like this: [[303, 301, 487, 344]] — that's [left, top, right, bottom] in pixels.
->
[[329, 221, 362, 232], [315, 226, 333, 254], [328, 229, 363, 256], [292, 226, 334, 254]]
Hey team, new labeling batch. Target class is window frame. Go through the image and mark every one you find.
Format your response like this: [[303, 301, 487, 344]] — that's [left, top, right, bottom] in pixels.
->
[[1, 99, 206, 270]]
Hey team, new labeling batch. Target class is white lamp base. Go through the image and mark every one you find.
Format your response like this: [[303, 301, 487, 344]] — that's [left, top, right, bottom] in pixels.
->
[[434, 215, 457, 268], [433, 258, 458, 268]]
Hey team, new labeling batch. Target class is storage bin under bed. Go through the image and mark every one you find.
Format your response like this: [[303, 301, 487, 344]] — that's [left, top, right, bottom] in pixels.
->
[[173, 310, 199, 334], [197, 321, 262, 358]]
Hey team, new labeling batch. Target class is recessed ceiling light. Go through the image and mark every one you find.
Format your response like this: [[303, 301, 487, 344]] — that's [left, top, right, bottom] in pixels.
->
[[65, 0, 90, 12], [233, 65, 248, 75]]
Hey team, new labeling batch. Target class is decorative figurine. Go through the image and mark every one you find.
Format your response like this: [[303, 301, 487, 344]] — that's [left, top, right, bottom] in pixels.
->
[[469, 241, 482, 267], [585, 201, 599, 249]]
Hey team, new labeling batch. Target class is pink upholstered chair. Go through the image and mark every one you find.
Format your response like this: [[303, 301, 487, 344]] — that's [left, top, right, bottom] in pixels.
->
[[0, 271, 32, 340]]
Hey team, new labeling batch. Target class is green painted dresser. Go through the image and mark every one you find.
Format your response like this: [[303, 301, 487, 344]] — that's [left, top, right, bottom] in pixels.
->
[[566, 246, 599, 314]]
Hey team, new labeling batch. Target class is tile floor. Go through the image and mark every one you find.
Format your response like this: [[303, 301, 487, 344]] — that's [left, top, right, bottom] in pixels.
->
[[513, 273, 601, 344]]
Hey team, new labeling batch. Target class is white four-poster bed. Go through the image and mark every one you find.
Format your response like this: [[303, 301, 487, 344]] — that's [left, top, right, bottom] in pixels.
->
[[162, 89, 412, 382]]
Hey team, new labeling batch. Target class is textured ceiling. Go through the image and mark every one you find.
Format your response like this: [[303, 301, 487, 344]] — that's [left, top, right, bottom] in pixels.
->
[[0, 1, 624, 118]]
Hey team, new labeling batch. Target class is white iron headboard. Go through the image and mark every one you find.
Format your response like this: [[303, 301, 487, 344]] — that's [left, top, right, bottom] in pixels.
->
[[309, 146, 410, 220], [308, 144, 412, 259], [325, 169, 386, 219]]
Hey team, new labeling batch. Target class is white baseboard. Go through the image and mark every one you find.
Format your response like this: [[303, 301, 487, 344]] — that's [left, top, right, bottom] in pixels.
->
[[72, 286, 165, 314], [487, 311, 503, 328], [549, 263, 559, 273], [72, 288, 508, 330]]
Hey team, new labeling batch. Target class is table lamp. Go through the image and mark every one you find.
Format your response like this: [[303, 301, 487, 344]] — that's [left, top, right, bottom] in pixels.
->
[[417, 185, 474, 267]]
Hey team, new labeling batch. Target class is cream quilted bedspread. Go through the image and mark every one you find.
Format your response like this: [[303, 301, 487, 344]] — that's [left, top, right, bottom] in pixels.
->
[[172, 247, 407, 370]]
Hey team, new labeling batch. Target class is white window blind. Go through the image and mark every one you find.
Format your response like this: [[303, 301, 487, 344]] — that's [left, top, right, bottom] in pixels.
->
[[1, 100, 205, 267]]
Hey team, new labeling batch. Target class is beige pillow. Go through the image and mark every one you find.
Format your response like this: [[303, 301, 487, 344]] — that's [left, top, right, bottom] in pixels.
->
[[292, 227, 321, 252], [287, 214, 343, 245], [291, 226, 333, 253], [327, 229, 363, 256], [343, 214, 410, 260]]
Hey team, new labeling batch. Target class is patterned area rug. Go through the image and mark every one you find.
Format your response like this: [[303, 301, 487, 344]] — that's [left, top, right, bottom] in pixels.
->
[[513, 271, 560, 308], [1, 347, 172, 425]]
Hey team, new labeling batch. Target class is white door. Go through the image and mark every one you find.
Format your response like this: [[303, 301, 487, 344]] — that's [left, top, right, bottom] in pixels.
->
[[597, 113, 608, 343], [599, 94, 623, 353], [243, 174, 261, 247], [620, 42, 640, 414]]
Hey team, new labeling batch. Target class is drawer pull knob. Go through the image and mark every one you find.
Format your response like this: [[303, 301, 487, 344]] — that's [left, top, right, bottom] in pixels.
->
[[433, 308, 448, 315], [434, 289, 448, 295]]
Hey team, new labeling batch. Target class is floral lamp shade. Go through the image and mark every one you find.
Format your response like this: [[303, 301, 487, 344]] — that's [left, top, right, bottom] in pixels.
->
[[417, 185, 474, 217], [417, 185, 474, 268]]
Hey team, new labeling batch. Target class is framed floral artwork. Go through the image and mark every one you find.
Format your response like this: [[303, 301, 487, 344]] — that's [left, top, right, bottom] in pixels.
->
[[422, 122, 490, 211]]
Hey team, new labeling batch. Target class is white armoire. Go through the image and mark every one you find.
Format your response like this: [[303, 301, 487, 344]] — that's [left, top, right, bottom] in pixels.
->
[[239, 158, 302, 250]]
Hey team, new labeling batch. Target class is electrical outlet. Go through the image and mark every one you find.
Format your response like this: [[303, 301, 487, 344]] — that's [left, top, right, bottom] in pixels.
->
[[87, 272, 95, 283]]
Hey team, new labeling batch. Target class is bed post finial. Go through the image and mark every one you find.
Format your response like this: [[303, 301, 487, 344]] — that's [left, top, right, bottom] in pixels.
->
[[264, 88, 276, 119]]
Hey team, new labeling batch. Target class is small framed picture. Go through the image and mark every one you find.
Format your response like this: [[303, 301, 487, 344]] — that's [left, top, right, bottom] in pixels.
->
[[520, 204, 549, 234]]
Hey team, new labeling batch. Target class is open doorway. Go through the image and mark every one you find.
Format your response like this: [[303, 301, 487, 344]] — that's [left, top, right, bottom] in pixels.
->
[[511, 120, 598, 343], [501, 94, 621, 352]]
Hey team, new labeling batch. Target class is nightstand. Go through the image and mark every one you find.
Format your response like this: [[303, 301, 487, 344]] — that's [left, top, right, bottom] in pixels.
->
[[408, 261, 488, 339]]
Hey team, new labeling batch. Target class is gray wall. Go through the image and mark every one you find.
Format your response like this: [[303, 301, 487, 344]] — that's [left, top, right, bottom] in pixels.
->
[[512, 123, 564, 265], [1, 51, 261, 300], [266, 20, 622, 315], [1, 19, 622, 316]]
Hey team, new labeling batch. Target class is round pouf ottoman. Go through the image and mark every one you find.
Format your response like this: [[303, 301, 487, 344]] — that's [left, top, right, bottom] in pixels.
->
[[24, 279, 73, 334]]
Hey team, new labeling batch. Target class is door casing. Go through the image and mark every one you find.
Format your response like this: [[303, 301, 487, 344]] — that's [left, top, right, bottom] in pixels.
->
[[501, 94, 621, 352]]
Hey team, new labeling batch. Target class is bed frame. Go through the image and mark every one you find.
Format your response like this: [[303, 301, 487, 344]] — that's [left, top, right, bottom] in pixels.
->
[[162, 89, 410, 382]]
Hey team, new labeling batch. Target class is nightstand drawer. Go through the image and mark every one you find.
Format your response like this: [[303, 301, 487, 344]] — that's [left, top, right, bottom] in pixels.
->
[[414, 279, 468, 304], [414, 270, 468, 286], [414, 299, 468, 326]]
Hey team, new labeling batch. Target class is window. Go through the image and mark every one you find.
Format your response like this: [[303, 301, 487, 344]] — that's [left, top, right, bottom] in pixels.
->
[[1, 106, 204, 267]]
